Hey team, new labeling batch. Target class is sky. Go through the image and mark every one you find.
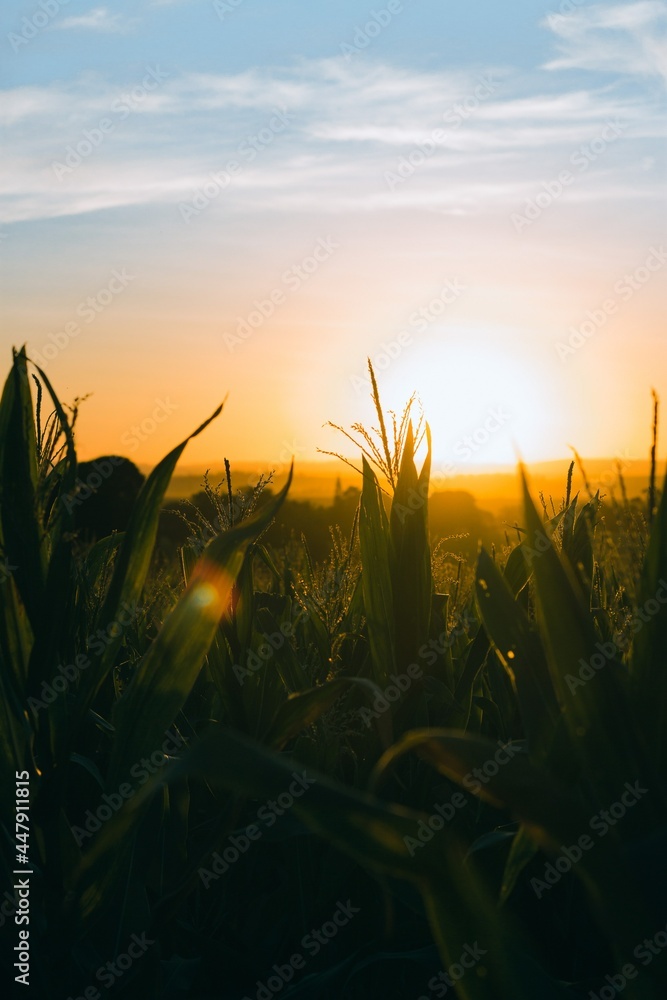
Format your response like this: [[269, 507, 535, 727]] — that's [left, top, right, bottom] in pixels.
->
[[1, 0, 666, 476]]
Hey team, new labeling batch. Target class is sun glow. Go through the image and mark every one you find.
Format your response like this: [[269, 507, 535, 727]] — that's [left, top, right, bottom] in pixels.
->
[[375, 328, 563, 470]]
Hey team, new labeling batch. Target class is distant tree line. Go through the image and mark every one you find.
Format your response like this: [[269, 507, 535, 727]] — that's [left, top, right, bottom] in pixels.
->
[[70, 457, 505, 561]]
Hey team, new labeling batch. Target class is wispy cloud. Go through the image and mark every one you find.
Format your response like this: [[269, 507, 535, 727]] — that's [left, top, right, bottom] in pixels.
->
[[57, 7, 134, 33], [544, 1, 667, 83], [0, 54, 663, 225]]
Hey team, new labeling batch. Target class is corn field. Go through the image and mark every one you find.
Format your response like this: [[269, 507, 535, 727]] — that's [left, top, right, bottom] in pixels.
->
[[1, 346, 667, 999]]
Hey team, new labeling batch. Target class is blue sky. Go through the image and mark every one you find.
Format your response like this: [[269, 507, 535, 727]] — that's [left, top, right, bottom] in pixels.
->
[[3, 1, 557, 83], [1, 1, 666, 469]]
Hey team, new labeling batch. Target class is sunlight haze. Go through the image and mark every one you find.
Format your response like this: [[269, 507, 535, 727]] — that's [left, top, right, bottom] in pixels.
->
[[1, 0, 666, 473]]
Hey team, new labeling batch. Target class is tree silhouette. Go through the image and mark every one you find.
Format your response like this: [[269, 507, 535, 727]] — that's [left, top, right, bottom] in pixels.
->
[[73, 456, 145, 541]]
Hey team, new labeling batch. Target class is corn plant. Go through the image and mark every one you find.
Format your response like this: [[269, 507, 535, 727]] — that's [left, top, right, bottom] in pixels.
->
[[3, 347, 666, 999], [0, 348, 361, 996]]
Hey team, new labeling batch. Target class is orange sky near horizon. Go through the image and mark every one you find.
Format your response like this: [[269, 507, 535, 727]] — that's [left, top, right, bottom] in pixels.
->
[[2, 3, 666, 475], [14, 223, 666, 476]]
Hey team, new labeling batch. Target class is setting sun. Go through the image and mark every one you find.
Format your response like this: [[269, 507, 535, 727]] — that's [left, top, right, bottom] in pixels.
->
[[374, 328, 563, 468], [3, 2, 667, 996]]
